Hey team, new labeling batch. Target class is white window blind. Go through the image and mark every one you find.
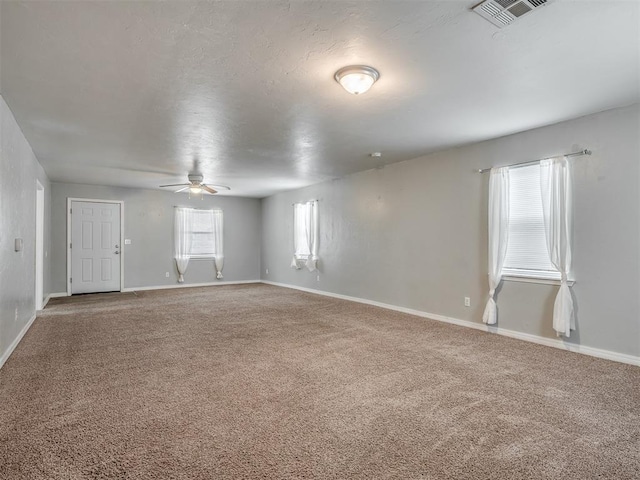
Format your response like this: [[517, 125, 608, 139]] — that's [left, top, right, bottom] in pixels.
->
[[188, 209, 222, 258], [503, 164, 560, 280], [293, 203, 312, 259]]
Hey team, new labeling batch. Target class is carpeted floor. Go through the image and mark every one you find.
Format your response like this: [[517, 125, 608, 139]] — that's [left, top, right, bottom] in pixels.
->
[[0, 284, 638, 479]]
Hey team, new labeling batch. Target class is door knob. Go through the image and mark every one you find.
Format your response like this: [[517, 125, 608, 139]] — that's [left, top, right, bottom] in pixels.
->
[[114, 251, 120, 254], [115, 245, 120, 248]]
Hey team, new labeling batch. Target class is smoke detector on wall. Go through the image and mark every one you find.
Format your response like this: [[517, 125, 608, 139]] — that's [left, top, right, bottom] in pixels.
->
[[473, 0, 553, 28]]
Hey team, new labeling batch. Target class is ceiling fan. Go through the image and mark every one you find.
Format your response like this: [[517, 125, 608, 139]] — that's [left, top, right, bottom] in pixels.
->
[[160, 174, 230, 195]]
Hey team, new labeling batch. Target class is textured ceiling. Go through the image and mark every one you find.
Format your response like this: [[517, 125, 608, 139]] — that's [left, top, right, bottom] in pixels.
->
[[1, 1, 638, 197]]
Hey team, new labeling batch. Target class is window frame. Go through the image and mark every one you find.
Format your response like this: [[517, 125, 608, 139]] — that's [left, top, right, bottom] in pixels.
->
[[184, 208, 222, 260], [502, 275, 575, 286], [292, 202, 313, 260], [500, 163, 574, 285]]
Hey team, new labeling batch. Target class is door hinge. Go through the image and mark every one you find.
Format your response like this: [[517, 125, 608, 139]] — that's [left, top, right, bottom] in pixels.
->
[[70, 243, 72, 249], [70, 208, 72, 214], [70, 278, 72, 284]]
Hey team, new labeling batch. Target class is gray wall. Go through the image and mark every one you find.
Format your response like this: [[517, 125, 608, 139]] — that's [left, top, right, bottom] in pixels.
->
[[0, 95, 52, 361], [51, 183, 261, 292], [261, 104, 640, 357]]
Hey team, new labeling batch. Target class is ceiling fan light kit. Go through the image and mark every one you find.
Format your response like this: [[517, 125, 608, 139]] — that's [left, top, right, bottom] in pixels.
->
[[334, 65, 380, 95], [159, 173, 230, 197]]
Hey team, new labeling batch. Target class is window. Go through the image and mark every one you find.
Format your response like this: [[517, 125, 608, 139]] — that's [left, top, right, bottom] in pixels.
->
[[293, 202, 312, 260], [174, 207, 224, 282], [291, 201, 319, 271], [175, 207, 223, 259], [502, 164, 560, 280], [188, 209, 220, 258]]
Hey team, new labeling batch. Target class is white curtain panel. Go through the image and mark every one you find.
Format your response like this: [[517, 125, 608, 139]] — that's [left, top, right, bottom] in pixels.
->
[[291, 203, 304, 269], [305, 201, 319, 272], [174, 207, 192, 283], [291, 202, 311, 269], [290, 201, 319, 271], [483, 167, 510, 325], [290, 257, 301, 269], [540, 156, 575, 337], [212, 210, 224, 279]]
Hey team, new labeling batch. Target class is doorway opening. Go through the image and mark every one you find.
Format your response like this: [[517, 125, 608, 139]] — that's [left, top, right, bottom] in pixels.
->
[[35, 181, 44, 310]]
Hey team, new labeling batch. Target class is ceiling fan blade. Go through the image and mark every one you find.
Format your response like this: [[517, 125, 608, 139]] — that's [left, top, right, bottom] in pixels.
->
[[160, 183, 190, 187], [204, 184, 230, 191], [175, 186, 190, 193], [202, 185, 218, 195]]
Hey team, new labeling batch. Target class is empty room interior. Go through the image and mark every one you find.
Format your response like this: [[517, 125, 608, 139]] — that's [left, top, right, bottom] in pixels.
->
[[1, 1, 639, 478]]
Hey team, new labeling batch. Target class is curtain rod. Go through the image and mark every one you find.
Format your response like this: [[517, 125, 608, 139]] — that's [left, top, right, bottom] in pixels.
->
[[477, 149, 591, 174], [174, 206, 221, 211], [292, 199, 318, 206]]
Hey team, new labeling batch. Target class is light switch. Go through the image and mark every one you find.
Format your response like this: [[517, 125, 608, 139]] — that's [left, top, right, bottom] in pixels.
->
[[14, 238, 23, 252], [124, 239, 132, 245]]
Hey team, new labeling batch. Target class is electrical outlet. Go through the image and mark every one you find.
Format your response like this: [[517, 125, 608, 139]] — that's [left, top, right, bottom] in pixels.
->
[[266, 268, 269, 275], [165, 272, 170, 278], [464, 297, 471, 307], [316, 275, 320, 282]]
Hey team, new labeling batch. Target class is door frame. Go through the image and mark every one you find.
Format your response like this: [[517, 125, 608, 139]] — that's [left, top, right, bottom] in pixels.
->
[[66, 198, 124, 296], [35, 180, 45, 310]]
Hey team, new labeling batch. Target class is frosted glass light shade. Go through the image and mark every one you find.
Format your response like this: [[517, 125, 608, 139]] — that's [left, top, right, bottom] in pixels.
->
[[334, 66, 379, 95]]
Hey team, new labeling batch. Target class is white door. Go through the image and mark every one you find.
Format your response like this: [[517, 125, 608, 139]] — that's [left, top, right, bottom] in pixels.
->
[[71, 201, 121, 294]]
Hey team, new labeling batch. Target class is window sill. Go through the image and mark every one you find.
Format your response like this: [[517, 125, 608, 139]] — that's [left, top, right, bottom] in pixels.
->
[[503, 275, 575, 286], [189, 256, 216, 260]]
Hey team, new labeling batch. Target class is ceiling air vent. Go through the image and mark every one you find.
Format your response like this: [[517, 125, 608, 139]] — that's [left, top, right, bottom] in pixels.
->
[[472, 0, 552, 28]]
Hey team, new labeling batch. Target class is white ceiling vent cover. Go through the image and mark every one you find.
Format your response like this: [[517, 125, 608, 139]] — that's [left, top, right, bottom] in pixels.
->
[[473, 0, 553, 28]]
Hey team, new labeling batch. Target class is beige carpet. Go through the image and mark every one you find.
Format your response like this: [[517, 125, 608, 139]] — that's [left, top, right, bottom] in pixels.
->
[[0, 284, 638, 479]]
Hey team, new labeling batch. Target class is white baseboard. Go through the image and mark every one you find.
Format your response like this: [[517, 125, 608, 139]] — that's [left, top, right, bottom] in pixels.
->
[[41, 292, 66, 309], [47, 281, 261, 298], [0, 313, 37, 370], [122, 280, 261, 293], [261, 281, 640, 367], [48, 292, 68, 299]]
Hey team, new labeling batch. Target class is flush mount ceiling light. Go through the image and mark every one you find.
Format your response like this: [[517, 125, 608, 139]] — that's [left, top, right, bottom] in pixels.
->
[[334, 65, 380, 95]]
